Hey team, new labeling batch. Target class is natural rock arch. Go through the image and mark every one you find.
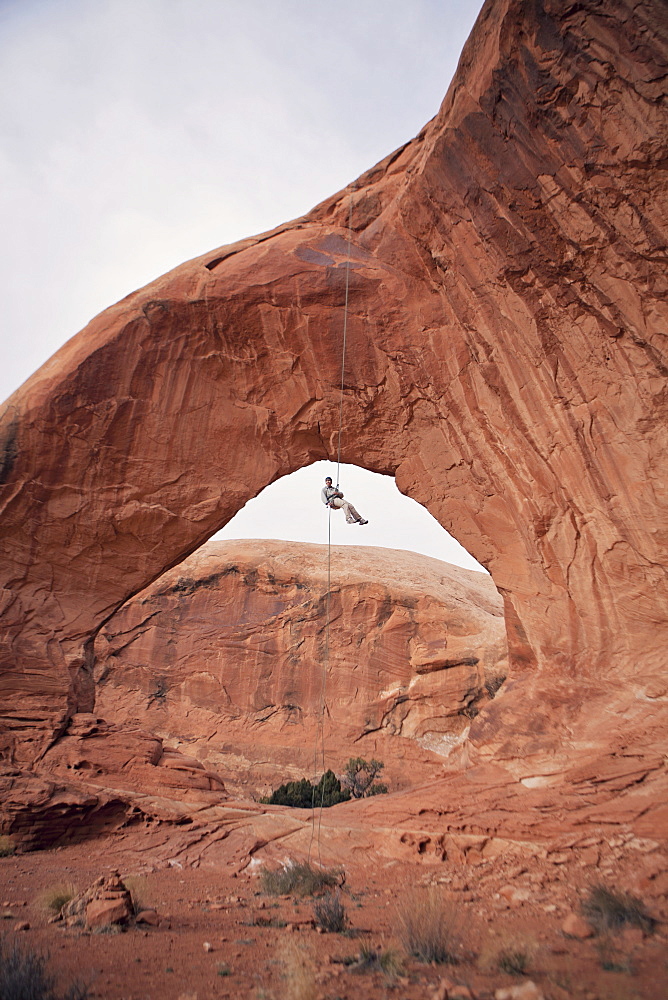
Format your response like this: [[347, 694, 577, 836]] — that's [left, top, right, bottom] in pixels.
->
[[1, 0, 667, 765]]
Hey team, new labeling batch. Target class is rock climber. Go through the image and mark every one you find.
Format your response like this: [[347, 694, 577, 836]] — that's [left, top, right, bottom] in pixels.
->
[[321, 476, 368, 525]]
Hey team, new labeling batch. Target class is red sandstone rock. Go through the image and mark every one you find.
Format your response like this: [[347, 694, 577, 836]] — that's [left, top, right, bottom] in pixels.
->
[[0, 765, 136, 850], [495, 984, 544, 1000], [85, 896, 132, 928], [499, 885, 532, 906], [93, 539, 506, 793], [34, 715, 226, 805], [0, 0, 666, 854], [63, 872, 133, 928], [561, 912, 594, 939], [431, 978, 457, 1000]]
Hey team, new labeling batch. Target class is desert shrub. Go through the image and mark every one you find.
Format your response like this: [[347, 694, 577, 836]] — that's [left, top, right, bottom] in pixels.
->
[[478, 932, 537, 977], [0, 936, 55, 1000], [396, 887, 461, 964], [0, 835, 15, 857], [582, 884, 655, 935], [248, 911, 286, 928], [263, 770, 350, 808], [264, 777, 312, 808], [313, 891, 347, 932], [341, 757, 387, 798], [39, 883, 77, 916], [479, 932, 537, 977], [261, 860, 342, 897], [497, 946, 530, 976], [347, 945, 403, 980], [0, 936, 89, 1000], [62, 985, 90, 1000], [312, 769, 351, 806], [366, 782, 389, 796]]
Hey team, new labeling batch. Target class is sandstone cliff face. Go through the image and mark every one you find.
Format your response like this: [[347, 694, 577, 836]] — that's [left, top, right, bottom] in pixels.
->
[[1, 0, 666, 767], [92, 540, 507, 794]]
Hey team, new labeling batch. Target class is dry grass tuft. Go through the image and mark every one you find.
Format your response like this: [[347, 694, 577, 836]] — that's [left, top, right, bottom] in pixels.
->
[[478, 932, 538, 977], [396, 887, 461, 964], [277, 938, 316, 1000], [0, 835, 16, 858], [39, 883, 77, 916], [582, 884, 655, 935], [497, 944, 531, 976], [348, 944, 403, 980], [122, 875, 150, 916], [261, 859, 342, 897]]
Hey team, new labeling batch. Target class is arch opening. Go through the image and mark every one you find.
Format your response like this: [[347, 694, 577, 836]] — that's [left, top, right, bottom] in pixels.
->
[[213, 461, 487, 574]]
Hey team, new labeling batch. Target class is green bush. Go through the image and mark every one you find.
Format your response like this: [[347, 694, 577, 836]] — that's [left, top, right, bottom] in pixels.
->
[[314, 769, 351, 806], [264, 769, 350, 808], [342, 757, 387, 798]]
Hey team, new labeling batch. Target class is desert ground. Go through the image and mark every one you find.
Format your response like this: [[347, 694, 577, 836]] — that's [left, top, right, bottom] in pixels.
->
[[1, 819, 667, 1000]]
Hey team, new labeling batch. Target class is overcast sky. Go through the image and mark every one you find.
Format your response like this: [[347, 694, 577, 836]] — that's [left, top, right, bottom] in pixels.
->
[[0, 0, 485, 572]]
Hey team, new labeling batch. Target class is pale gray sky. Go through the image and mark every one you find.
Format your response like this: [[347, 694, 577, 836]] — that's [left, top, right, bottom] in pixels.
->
[[0, 0, 485, 571], [216, 462, 485, 572]]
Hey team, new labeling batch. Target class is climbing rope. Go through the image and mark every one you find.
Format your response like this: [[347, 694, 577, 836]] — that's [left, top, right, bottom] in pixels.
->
[[308, 186, 355, 867]]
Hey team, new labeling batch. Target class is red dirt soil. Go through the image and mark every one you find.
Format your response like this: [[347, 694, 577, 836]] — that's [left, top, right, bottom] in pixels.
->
[[1, 825, 666, 1000]]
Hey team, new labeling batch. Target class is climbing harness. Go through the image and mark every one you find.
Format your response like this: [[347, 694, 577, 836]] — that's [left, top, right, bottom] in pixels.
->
[[308, 186, 355, 866]]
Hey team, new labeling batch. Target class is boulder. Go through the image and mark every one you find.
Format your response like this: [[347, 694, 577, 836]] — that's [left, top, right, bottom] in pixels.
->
[[86, 897, 132, 928], [561, 912, 594, 939]]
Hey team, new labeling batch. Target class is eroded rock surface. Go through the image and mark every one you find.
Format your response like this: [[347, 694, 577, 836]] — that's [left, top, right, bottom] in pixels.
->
[[93, 540, 507, 795], [0, 0, 667, 828], [0, 713, 228, 849]]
